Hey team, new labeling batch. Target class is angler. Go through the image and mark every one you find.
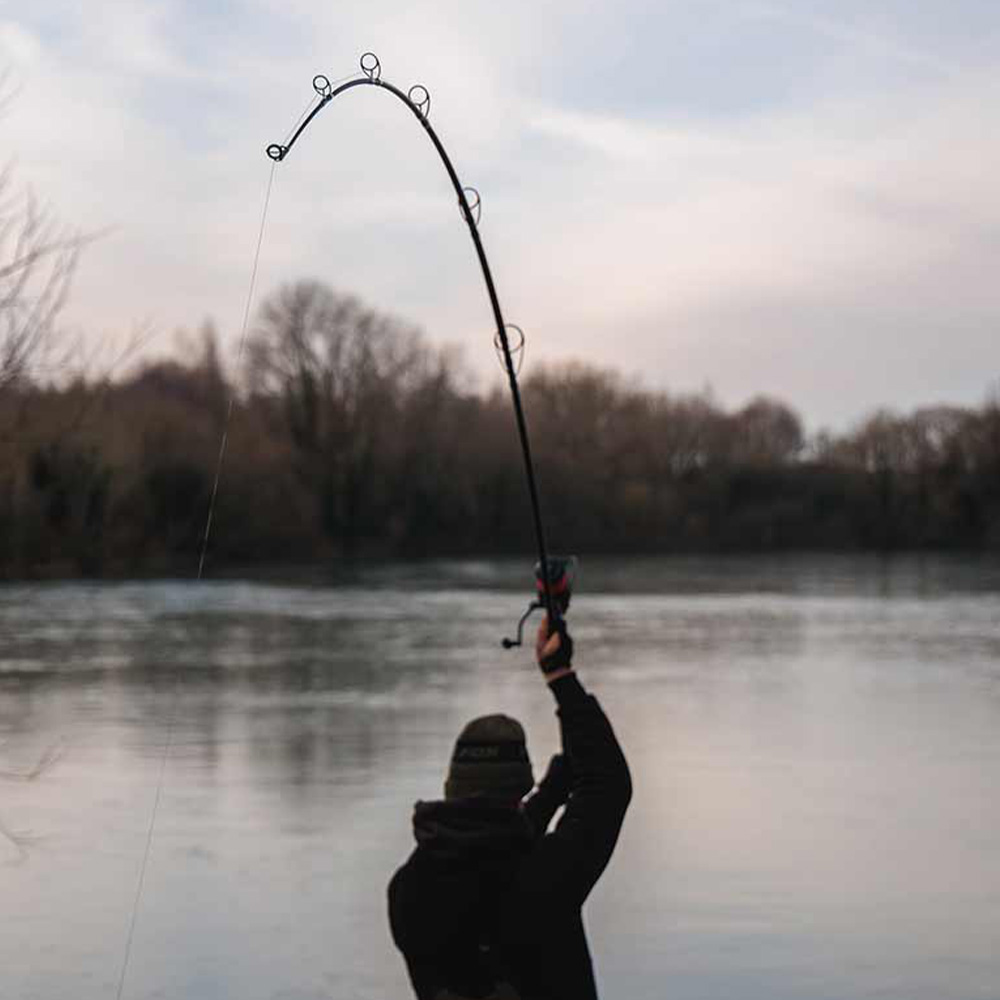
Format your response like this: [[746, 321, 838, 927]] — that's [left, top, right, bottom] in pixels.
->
[[388, 586, 632, 999]]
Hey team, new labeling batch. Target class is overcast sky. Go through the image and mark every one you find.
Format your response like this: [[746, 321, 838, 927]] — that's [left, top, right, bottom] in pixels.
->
[[2, 0, 998, 428]]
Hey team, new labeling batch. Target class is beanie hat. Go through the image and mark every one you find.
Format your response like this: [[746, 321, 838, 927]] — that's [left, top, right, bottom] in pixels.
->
[[444, 714, 534, 802]]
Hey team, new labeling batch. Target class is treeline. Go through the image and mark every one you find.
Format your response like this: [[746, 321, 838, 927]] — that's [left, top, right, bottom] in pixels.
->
[[1, 280, 999, 578]]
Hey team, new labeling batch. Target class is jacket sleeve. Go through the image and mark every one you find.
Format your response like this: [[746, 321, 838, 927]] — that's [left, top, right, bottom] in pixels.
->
[[517, 673, 632, 908], [521, 753, 573, 837]]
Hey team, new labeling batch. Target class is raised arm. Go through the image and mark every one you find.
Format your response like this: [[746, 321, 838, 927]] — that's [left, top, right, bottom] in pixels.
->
[[525, 618, 632, 905], [521, 752, 573, 836]]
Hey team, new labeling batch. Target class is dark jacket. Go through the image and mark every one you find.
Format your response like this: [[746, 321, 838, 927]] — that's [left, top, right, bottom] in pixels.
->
[[388, 674, 632, 1000]]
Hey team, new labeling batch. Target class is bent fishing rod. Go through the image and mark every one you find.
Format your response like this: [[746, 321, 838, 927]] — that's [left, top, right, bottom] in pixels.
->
[[265, 52, 577, 643], [117, 56, 575, 998]]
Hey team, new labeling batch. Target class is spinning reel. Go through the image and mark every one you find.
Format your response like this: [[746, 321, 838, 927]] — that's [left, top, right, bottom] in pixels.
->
[[502, 556, 578, 649]]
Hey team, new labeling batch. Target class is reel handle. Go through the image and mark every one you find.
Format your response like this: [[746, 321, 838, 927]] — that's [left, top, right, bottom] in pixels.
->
[[501, 600, 542, 649], [501, 556, 578, 650]]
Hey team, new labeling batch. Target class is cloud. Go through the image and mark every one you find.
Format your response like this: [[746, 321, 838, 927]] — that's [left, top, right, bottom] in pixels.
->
[[1, 0, 998, 426], [494, 68, 1000, 425], [0, 21, 41, 67], [740, 1, 965, 79]]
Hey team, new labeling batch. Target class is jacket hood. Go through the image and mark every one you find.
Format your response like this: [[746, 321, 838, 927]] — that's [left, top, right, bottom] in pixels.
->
[[413, 798, 534, 862]]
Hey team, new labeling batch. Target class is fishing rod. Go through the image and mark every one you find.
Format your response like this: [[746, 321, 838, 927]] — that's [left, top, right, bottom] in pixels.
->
[[266, 52, 575, 645], [117, 56, 576, 998]]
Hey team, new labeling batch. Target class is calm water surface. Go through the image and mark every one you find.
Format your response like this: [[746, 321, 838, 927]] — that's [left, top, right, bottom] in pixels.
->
[[1, 555, 999, 1000]]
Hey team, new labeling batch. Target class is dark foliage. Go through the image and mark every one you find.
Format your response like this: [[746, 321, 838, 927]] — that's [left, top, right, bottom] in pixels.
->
[[1, 280, 998, 578]]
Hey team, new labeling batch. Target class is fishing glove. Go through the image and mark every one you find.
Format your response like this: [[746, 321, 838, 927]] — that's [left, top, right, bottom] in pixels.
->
[[539, 618, 574, 675]]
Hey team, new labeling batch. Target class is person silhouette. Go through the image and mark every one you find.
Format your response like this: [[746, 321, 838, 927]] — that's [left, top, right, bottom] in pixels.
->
[[388, 617, 632, 999]]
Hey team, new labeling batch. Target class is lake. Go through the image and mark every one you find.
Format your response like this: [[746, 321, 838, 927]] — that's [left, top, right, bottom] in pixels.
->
[[1, 555, 999, 1000]]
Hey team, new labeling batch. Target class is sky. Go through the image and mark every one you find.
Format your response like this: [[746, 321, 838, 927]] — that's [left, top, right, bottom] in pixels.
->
[[1, 0, 998, 429]]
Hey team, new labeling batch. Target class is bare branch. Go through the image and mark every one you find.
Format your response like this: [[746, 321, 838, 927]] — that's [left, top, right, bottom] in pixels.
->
[[0, 77, 96, 388]]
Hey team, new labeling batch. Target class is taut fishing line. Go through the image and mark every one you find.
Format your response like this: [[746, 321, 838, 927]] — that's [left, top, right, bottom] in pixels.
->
[[113, 160, 279, 1000], [116, 50, 567, 997]]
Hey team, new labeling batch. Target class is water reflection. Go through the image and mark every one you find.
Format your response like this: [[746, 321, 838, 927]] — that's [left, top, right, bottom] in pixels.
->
[[1, 557, 999, 1000]]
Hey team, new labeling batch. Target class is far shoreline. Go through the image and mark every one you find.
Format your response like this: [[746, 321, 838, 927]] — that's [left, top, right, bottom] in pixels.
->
[[5, 550, 1000, 596]]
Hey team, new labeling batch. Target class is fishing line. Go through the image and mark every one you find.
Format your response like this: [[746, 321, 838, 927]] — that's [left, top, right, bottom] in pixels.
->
[[197, 161, 276, 580], [113, 718, 173, 1000], [195, 73, 358, 579], [114, 161, 278, 1000]]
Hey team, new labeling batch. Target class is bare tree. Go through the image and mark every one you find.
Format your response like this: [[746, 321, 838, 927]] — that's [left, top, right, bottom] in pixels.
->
[[731, 396, 804, 466], [0, 71, 82, 388], [246, 280, 428, 548]]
